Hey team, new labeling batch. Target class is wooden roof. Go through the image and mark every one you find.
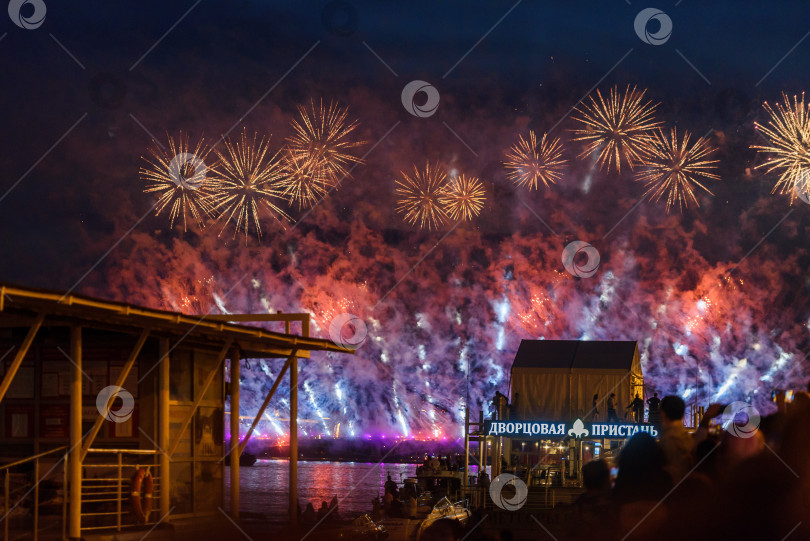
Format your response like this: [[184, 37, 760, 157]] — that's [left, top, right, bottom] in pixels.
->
[[0, 283, 353, 359], [512, 339, 639, 371]]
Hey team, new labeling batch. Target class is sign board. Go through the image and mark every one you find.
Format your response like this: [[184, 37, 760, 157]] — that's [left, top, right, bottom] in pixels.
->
[[483, 418, 658, 439], [40, 405, 70, 439]]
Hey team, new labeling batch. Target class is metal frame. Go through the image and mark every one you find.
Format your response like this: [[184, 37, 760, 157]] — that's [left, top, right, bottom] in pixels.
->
[[79, 449, 160, 532], [0, 446, 67, 541], [238, 350, 298, 455]]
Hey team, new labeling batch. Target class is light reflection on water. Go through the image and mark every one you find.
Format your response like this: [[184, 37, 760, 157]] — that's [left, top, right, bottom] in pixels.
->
[[225, 460, 418, 522]]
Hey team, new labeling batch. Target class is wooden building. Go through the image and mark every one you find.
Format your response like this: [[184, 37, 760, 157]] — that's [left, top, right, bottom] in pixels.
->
[[0, 283, 352, 539]]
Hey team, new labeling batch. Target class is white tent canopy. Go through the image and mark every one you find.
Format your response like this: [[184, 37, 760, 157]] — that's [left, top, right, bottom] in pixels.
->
[[509, 340, 643, 421]]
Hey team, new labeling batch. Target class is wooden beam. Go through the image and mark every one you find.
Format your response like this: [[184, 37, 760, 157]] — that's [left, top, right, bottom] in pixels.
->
[[81, 329, 150, 461], [238, 351, 297, 454], [203, 313, 309, 323], [158, 338, 171, 519], [288, 320, 298, 524], [0, 315, 45, 328], [0, 286, 350, 354], [0, 312, 45, 404], [68, 326, 82, 539], [230, 345, 240, 520], [168, 339, 232, 458]]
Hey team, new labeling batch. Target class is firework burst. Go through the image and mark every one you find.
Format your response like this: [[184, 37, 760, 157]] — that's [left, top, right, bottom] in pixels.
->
[[209, 129, 291, 240], [140, 133, 216, 231], [503, 131, 567, 190], [636, 127, 719, 212], [279, 148, 331, 210], [395, 163, 449, 230], [752, 93, 810, 203], [287, 99, 365, 184], [439, 174, 486, 221], [571, 85, 661, 173]]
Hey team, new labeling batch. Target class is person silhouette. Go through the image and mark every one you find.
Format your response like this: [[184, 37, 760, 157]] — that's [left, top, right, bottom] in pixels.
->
[[607, 393, 618, 422]]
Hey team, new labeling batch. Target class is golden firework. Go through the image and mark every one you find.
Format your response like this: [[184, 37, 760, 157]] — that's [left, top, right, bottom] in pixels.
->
[[571, 85, 661, 173], [395, 163, 449, 230], [287, 99, 365, 184], [279, 148, 331, 210], [636, 127, 719, 212], [752, 93, 810, 203], [140, 133, 216, 231], [209, 129, 291, 240], [439, 174, 486, 221], [503, 131, 567, 190]]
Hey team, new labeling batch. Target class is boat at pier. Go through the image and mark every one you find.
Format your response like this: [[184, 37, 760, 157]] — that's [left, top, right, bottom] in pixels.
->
[[377, 469, 471, 540]]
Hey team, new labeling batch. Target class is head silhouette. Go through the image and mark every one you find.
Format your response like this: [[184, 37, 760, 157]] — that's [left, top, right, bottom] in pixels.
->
[[661, 395, 686, 422]]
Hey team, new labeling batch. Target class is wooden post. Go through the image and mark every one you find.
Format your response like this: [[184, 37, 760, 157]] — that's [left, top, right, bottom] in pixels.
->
[[5, 472, 10, 540], [68, 327, 82, 540], [116, 452, 122, 531], [230, 346, 240, 520], [158, 339, 171, 519], [33, 459, 39, 541], [492, 404, 500, 480], [289, 320, 298, 524], [62, 451, 67, 541], [463, 407, 470, 488], [478, 410, 485, 480]]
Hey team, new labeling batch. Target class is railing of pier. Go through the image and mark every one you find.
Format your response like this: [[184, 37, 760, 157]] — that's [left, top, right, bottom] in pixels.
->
[[0, 446, 68, 541], [80, 449, 162, 533]]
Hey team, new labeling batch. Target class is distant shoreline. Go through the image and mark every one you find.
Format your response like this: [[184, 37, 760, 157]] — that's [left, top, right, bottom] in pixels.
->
[[248, 456, 425, 464], [241, 438, 469, 465]]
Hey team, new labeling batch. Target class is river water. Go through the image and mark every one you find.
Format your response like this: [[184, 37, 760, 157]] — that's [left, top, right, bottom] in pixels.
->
[[226, 460, 421, 522]]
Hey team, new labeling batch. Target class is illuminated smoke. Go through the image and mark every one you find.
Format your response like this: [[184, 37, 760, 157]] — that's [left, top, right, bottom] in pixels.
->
[[94, 88, 810, 441]]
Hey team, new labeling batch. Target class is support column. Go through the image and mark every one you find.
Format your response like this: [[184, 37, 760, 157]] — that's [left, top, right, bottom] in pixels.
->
[[68, 327, 82, 540], [463, 407, 469, 488], [289, 320, 298, 524], [230, 347, 240, 520], [478, 410, 485, 479], [159, 339, 171, 519]]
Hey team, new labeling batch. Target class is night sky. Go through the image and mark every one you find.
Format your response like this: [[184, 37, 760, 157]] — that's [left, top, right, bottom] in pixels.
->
[[1, 1, 809, 439]]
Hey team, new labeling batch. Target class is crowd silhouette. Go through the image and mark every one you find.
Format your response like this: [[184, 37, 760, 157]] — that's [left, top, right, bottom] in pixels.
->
[[422, 391, 810, 541]]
